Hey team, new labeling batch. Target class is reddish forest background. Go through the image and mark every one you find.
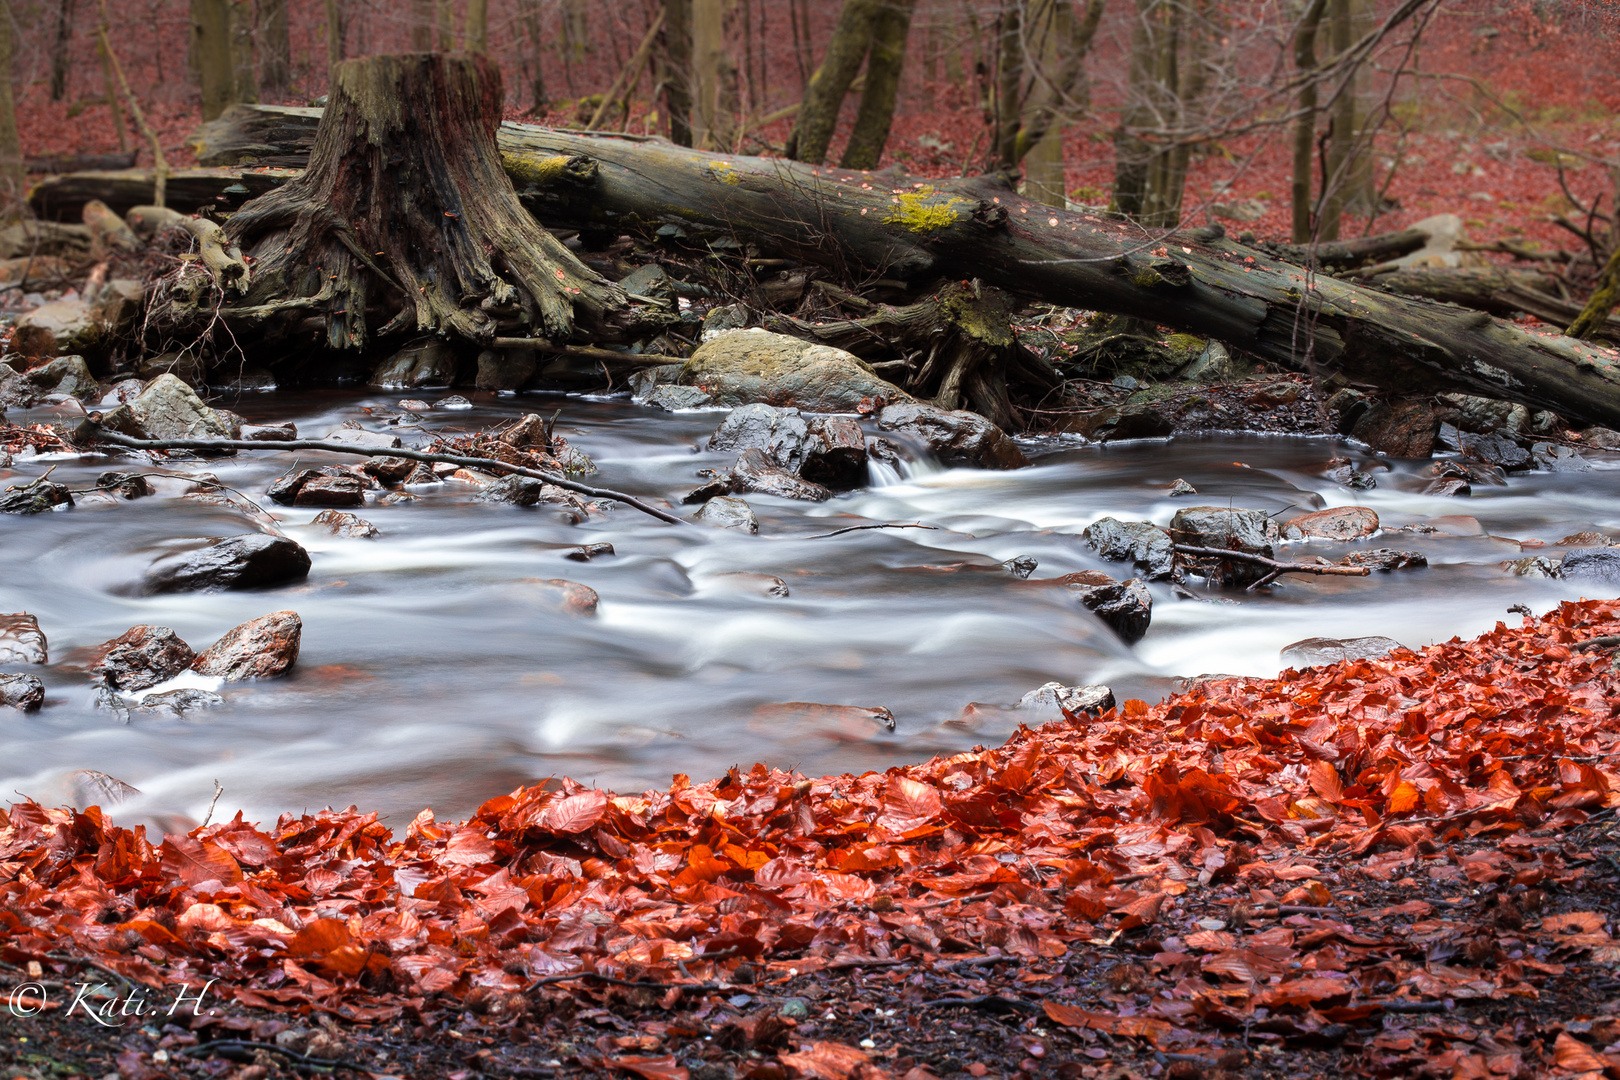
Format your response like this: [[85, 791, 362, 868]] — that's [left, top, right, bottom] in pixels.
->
[[8, 0, 1619, 249]]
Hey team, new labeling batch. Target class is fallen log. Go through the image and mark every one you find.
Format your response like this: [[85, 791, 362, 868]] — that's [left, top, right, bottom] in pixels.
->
[[1371, 265, 1620, 341], [51, 104, 1620, 430], [27, 166, 299, 220]]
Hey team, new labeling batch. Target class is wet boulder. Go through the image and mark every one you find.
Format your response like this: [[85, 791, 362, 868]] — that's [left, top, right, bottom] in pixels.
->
[[10, 298, 105, 359], [679, 329, 910, 412], [0, 478, 74, 514], [145, 534, 312, 593], [1281, 506, 1379, 541], [475, 475, 547, 506], [1064, 571, 1152, 643], [120, 373, 234, 442], [730, 448, 832, 502], [24, 355, 98, 400], [132, 688, 224, 716], [1505, 555, 1560, 578], [692, 495, 758, 533], [324, 426, 403, 451], [1069, 401, 1175, 442], [96, 471, 152, 499], [0, 673, 44, 711], [0, 614, 47, 665], [361, 456, 415, 484], [565, 542, 615, 562], [1281, 635, 1403, 668], [242, 422, 297, 441], [1001, 555, 1039, 579], [1350, 396, 1438, 457], [1338, 548, 1427, 571], [370, 341, 458, 388], [192, 611, 302, 681], [1460, 431, 1531, 471], [1169, 506, 1279, 587], [801, 415, 869, 489], [293, 474, 366, 507], [1561, 548, 1620, 585], [1531, 442, 1591, 472], [709, 404, 812, 471], [876, 402, 1028, 469], [643, 384, 714, 411], [1082, 517, 1176, 581], [0, 366, 40, 409], [524, 578, 600, 616], [91, 626, 196, 691], [1018, 681, 1115, 717], [310, 510, 378, 538]]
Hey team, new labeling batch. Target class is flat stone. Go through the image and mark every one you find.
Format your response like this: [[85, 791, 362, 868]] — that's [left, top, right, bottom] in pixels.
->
[[1422, 477, 1471, 497], [1460, 431, 1531, 471], [242, 422, 297, 441], [145, 534, 312, 593], [524, 578, 599, 616], [1282, 506, 1379, 541], [1281, 635, 1403, 668], [1018, 681, 1115, 716], [876, 402, 1028, 469], [0, 614, 48, 665], [693, 495, 758, 533], [1531, 442, 1591, 472], [132, 688, 224, 715], [324, 427, 402, 450], [680, 329, 910, 412], [91, 626, 196, 691], [1338, 548, 1427, 571], [293, 475, 366, 507], [361, 456, 415, 484], [1581, 427, 1620, 450], [0, 673, 44, 711], [643, 384, 714, 411], [192, 611, 302, 681], [565, 543, 615, 562], [310, 510, 378, 538]]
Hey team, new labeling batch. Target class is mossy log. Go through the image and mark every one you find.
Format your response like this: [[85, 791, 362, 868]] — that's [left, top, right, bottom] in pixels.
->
[[155, 55, 630, 352], [82, 104, 1620, 427]]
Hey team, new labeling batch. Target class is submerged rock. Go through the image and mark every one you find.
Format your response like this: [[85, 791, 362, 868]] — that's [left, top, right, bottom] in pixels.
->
[[0, 614, 48, 665], [1082, 517, 1176, 581], [1281, 636, 1403, 668], [370, 341, 458, 388], [0, 479, 74, 514], [242, 422, 297, 441], [524, 578, 600, 616], [751, 701, 895, 737], [730, 448, 833, 502], [132, 688, 224, 716], [1169, 506, 1279, 587], [1063, 570, 1152, 643], [192, 611, 302, 681], [1561, 548, 1620, 585], [680, 329, 909, 412], [692, 495, 759, 533], [92, 626, 196, 691], [876, 402, 1027, 469], [1339, 548, 1427, 571], [145, 534, 312, 593], [1505, 555, 1560, 578], [324, 427, 403, 451], [0, 673, 44, 711], [1281, 506, 1379, 541], [310, 510, 379, 538]]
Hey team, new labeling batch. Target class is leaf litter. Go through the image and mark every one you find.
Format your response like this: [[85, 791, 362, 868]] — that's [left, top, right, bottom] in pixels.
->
[[7, 600, 1620, 1077]]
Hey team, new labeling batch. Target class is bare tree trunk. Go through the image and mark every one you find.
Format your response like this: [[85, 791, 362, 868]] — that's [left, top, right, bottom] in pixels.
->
[[465, 0, 488, 54], [561, 0, 589, 94], [838, 0, 917, 169], [192, 0, 237, 121], [691, 0, 736, 151], [516, 0, 549, 113], [0, 0, 22, 216], [50, 0, 74, 103], [1110, 0, 1157, 220], [96, 33, 129, 153], [785, 0, 876, 164], [259, 0, 292, 95], [1319, 0, 1352, 240], [662, 0, 694, 146], [409, 0, 435, 51], [1291, 0, 1324, 243], [1015, 0, 1104, 207], [324, 0, 344, 75], [231, 1, 258, 104]]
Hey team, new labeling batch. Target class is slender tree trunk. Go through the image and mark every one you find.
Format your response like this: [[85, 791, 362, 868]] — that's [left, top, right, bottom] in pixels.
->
[[231, 1, 259, 104], [435, 0, 454, 50], [0, 0, 22, 216], [1291, 0, 1325, 243], [409, 0, 435, 51], [662, 0, 694, 146], [992, 2, 1022, 167], [50, 0, 74, 103], [785, 0, 876, 164], [465, 0, 488, 54], [1110, 0, 1157, 220], [1015, 0, 1103, 207], [1319, 0, 1352, 241], [260, 0, 292, 95], [517, 0, 549, 113], [325, 0, 344, 74], [691, 0, 736, 151], [838, 0, 916, 169], [96, 34, 129, 153], [192, 0, 237, 121]]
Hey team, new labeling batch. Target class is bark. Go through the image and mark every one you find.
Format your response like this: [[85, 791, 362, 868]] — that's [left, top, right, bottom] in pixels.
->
[[1291, 0, 1326, 244], [662, 0, 694, 146], [838, 0, 917, 170], [158, 55, 629, 355], [516, 0, 549, 114], [691, 0, 735, 151], [231, 0, 258, 104], [1318, 0, 1352, 241], [192, 0, 237, 122], [324, 0, 343, 73], [259, 0, 292, 96], [0, 0, 19, 214], [409, 0, 435, 52], [1568, 243, 1620, 341], [785, 0, 876, 164], [1012, 0, 1104, 207], [50, 0, 74, 103], [96, 34, 129, 154], [1374, 265, 1619, 340], [60, 106, 1620, 428], [465, 0, 488, 54]]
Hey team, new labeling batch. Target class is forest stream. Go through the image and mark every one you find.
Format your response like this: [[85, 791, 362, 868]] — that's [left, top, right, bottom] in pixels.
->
[[4, 389, 1617, 831]]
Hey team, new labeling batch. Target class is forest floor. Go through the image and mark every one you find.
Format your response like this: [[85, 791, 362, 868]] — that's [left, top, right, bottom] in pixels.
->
[[5, 601, 1620, 1080]]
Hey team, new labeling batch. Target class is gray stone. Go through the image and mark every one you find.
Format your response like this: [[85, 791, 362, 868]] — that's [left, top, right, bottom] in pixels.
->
[[1338, 548, 1426, 571], [1071, 402, 1175, 442], [0, 367, 39, 409], [136, 350, 205, 387], [1169, 506, 1281, 587], [91, 626, 196, 691], [133, 688, 223, 716], [643, 384, 713, 411], [475, 348, 537, 392], [1169, 478, 1197, 496], [1561, 548, 1620, 585], [145, 534, 313, 593], [24, 355, 98, 399], [1001, 555, 1038, 579], [10, 298, 104, 358], [1281, 506, 1379, 541], [729, 448, 832, 502], [0, 614, 47, 665], [126, 373, 233, 441], [1506, 555, 1560, 578], [1460, 431, 1531, 471], [618, 262, 675, 302], [701, 302, 752, 336], [709, 404, 811, 471], [216, 366, 277, 392], [693, 495, 758, 533], [1066, 572, 1152, 643], [1179, 340, 1248, 382], [1531, 442, 1591, 472], [0, 673, 44, 711], [1018, 681, 1115, 716], [627, 364, 684, 399], [876, 401, 1028, 469], [310, 510, 378, 538], [1581, 426, 1620, 450], [324, 427, 402, 450], [370, 341, 459, 389], [680, 329, 909, 412], [1082, 517, 1177, 581], [1280, 635, 1403, 668], [475, 475, 547, 506], [242, 422, 297, 441]]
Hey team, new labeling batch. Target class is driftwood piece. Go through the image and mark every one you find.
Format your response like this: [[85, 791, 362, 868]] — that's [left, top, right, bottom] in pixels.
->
[[70, 422, 687, 525], [43, 104, 1620, 429], [1171, 543, 1372, 592], [125, 205, 249, 294]]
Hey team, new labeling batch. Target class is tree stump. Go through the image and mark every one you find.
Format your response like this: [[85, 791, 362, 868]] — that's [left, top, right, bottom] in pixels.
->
[[183, 53, 629, 353]]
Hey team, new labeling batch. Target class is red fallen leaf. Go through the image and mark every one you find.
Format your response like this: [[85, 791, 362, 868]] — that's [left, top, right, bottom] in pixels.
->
[[1113, 891, 1164, 930], [1552, 1032, 1608, 1072], [876, 776, 942, 833], [1041, 1002, 1174, 1041], [1255, 976, 1353, 1010], [1543, 912, 1606, 934], [1308, 760, 1344, 803], [779, 1041, 870, 1080], [286, 917, 351, 959], [608, 1054, 691, 1080], [159, 835, 243, 888], [538, 789, 608, 833]]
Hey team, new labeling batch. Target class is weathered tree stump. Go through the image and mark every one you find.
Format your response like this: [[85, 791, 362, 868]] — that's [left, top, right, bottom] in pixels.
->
[[163, 53, 629, 353]]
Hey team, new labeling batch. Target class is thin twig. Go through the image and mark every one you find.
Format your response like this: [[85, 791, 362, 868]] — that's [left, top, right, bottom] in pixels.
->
[[805, 522, 941, 539], [201, 779, 224, 827], [1172, 544, 1371, 580]]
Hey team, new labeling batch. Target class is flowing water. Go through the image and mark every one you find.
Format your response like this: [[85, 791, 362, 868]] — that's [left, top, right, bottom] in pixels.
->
[[4, 390, 1618, 831]]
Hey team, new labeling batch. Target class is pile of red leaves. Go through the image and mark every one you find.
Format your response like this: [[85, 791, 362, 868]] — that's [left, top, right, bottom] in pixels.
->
[[6, 600, 1620, 1071]]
